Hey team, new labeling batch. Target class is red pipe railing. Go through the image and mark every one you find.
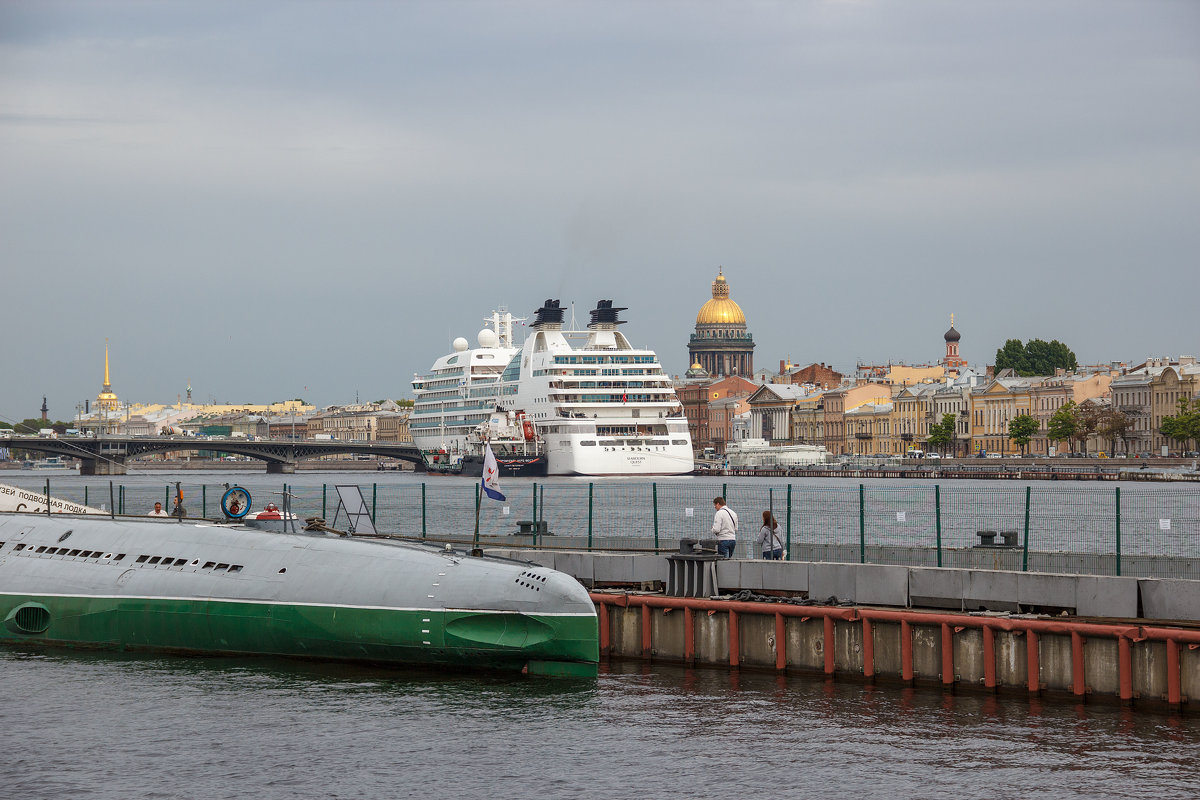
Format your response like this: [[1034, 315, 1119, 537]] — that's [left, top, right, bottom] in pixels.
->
[[590, 592, 1199, 707]]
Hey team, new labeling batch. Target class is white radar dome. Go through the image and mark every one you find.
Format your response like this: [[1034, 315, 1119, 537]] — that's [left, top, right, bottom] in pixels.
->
[[452, 337, 469, 352], [477, 329, 499, 349]]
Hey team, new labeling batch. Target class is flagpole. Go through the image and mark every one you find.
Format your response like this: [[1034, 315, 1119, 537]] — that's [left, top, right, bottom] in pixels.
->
[[474, 482, 481, 543]]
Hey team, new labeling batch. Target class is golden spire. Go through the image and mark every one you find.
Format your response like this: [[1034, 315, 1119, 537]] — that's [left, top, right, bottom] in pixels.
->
[[103, 341, 111, 390], [950, 312, 955, 327]]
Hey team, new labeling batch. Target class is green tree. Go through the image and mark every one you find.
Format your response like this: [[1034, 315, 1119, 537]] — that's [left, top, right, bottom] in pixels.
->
[[1161, 397, 1200, 453], [1073, 400, 1103, 454], [1007, 413, 1039, 455], [1046, 400, 1078, 453], [994, 339, 1031, 375], [926, 413, 957, 455], [12, 418, 69, 434], [994, 338, 1077, 377], [1097, 408, 1131, 455]]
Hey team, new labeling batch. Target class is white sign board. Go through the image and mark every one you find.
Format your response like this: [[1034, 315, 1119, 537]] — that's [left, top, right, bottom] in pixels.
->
[[685, 507, 694, 518], [1159, 519, 1171, 531], [0, 483, 106, 515], [896, 511, 906, 523]]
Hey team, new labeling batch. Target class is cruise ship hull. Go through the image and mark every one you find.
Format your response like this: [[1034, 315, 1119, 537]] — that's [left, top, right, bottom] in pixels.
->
[[0, 513, 598, 676]]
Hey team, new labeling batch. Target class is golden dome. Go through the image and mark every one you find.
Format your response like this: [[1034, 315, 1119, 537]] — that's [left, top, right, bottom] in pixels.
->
[[695, 269, 746, 325]]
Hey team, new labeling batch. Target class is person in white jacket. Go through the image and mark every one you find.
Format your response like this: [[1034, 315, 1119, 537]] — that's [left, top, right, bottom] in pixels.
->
[[756, 510, 783, 559], [711, 497, 739, 558]]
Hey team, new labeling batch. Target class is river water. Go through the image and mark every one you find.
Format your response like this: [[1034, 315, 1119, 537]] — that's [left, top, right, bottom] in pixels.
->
[[4, 470, 1197, 560], [1, 647, 1197, 800]]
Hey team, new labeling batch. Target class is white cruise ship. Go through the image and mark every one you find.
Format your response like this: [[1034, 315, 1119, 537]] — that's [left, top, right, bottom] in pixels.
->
[[410, 311, 545, 475], [496, 300, 694, 476]]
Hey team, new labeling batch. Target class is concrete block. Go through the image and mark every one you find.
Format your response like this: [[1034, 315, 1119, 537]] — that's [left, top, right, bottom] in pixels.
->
[[963, 570, 1019, 612], [856, 565, 908, 607], [1076, 575, 1138, 618], [715, 559, 740, 592], [1139, 578, 1200, 622], [592, 554, 633, 584], [1016, 572, 1078, 611], [808, 562, 858, 603], [909, 567, 964, 610], [738, 561, 764, 591], [762, 561, 808, 593], [631, 555, 668, 583]]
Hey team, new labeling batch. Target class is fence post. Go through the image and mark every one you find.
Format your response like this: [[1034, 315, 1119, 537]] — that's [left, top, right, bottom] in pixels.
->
[[859, 483, 866, 564], [119, 485, 125, 515], [786, 483, 792, 561], [1115, 486, 1122, 577], [474, 483, 480, 542], [532, 482, 538, 526], [652, 482, 659, 549], [421, 483, 427, 538], [109, 481, 115, 519], [202, 485, 207, 518], [322, 484, 327, 519], [1022, 486, 1031, 572], [372, 483, 377, 524], [45, 479, 51, 518], [588, 483, 594, 550], [935, 484, 942, 568], [165, 485, 170, 508], [84, 485, 88, 507], [722, 482, 727, 500]]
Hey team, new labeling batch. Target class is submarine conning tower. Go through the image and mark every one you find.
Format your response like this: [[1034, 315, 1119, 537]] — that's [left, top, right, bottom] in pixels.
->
[[532, 299, 565, 330]]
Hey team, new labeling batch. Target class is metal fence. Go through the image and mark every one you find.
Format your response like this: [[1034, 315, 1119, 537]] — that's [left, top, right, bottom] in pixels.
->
[[23, 478, 1200, 579]]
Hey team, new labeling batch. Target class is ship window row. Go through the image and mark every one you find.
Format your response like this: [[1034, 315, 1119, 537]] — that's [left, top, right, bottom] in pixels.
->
[[133, 553, 244, 572], [553, 355, 657, 365], [14, 543, 127, 561]]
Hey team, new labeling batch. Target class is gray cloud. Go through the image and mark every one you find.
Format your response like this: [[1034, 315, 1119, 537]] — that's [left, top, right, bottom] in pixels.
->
[[1, 0, 1198, 420]]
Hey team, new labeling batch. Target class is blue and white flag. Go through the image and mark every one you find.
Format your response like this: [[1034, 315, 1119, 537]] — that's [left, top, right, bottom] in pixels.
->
[[481, 442, 506, 501]]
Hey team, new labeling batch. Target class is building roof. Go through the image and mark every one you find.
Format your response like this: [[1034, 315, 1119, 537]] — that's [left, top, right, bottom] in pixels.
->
[[695, 268, 746, 326]]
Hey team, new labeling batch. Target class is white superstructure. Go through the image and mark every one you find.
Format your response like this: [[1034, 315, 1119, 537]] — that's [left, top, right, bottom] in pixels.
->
[[496, 300, 694, 476], [409, 311, 524, 471]]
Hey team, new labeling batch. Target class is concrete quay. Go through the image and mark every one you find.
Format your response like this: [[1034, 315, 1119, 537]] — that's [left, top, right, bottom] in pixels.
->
[[486, 548, 1200, 710]]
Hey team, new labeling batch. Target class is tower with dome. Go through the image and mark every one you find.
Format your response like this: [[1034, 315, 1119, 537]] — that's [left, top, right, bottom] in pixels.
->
[[943, 314, 966, 370], [687, 268, 754, 378]]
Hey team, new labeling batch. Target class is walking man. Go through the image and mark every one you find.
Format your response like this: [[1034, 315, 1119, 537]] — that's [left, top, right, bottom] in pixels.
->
[[711, 496, 739, 558]]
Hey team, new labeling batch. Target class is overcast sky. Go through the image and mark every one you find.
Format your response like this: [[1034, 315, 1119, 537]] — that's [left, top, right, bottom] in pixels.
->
[[2, 0, 1197, 420]]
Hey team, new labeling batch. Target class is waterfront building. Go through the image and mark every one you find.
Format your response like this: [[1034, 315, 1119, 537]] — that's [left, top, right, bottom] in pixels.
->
[[969, 374, 1039, 455], [822, 383, 891, 456], [890, 384, 938, 455], [932, 369, 985, 457], [1028, 372, 1113, 455], [687, 269, 755, 379], [305, 401, 406, 442], [790, 390, 826, 446], [782, 362, 843, 390], [845, 401, 893, 456], [265, 414, 315, 441], [708, 397, 748, 454], [746, 384, 812, 445]]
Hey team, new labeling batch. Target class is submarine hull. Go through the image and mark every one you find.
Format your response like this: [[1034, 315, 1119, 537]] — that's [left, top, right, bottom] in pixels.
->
[[0, 513, 598, 676]]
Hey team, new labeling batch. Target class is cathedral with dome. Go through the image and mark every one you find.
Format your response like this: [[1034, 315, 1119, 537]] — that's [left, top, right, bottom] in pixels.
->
[[687, 268, 754, 378]]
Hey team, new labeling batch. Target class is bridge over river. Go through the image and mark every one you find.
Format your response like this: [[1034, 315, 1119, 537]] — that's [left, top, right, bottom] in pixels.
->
[[0, 434, 424, 475]]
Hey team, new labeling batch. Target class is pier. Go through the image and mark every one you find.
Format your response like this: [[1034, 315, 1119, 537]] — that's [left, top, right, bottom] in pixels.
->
[[484, 547, 1200, 711]]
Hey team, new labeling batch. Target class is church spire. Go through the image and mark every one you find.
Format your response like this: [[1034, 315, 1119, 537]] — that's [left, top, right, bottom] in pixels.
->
[[103, 341, 112, 391]]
